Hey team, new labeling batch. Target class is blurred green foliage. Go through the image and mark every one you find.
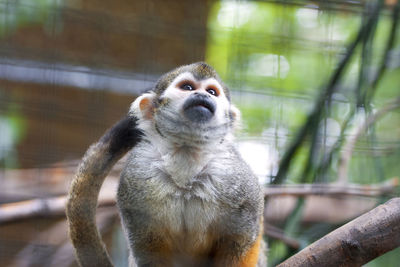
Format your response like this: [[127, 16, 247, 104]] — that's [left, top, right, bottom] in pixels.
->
[[0, 101, 26, 168], [236, 103, 272, 135], [0, 0, 62, 36], [206, 0, 400, 182], [207, 1, 400, 266]]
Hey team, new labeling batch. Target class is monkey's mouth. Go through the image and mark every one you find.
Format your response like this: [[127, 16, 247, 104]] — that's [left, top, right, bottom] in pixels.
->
[[183, 95, 216, 123]]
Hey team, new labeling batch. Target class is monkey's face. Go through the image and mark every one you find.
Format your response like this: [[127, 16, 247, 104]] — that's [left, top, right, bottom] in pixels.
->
[[131, 64, 240, 145], [160, 72, 230, 123]]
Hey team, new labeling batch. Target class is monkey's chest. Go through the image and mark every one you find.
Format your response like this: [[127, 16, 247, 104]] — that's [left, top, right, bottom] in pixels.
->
[[154, 179, 222, 242], [158, 193, 218, 246], [119, 173, 223, 253], [118, 144, 233, 252]]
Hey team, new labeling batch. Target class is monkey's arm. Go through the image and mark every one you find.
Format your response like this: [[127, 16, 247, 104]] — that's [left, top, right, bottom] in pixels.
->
[[212, 150, 266, 267], [66, 116, 143, 267]]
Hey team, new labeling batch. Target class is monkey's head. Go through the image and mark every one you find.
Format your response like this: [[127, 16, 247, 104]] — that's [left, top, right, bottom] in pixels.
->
[[130, 62, 240, 145]]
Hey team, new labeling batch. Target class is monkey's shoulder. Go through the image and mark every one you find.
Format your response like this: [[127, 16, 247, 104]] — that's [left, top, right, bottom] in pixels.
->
[[124, 139, 257, 181]]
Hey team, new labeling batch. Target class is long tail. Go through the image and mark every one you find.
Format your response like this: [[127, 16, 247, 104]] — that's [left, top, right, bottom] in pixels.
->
[[66, 116, 143, 267]]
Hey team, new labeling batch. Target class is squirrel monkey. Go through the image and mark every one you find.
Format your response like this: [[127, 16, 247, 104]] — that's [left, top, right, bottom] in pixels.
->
[[66, 62, 266, 267]]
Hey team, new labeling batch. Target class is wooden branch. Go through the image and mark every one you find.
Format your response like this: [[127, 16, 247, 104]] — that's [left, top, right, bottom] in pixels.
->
[[0, 187, 116, 224], [276, 198, 400, 267], [265, 195, 377, 224], [264, 177, 398, 198], [0, 197, 67, 223], [0, 196, 115, 224], [0, 158, 126, 203], [1, 177, 397, 224]]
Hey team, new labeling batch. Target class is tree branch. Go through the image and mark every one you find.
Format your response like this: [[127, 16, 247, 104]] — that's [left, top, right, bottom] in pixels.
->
[[264, 177, 398, 197], [1, 177, 397, 224], [276, 198, 400, 267], [0, 194, 115, 224]]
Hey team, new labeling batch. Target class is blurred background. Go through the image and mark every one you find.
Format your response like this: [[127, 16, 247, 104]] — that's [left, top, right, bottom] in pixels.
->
[[0, 0, 399, 266]]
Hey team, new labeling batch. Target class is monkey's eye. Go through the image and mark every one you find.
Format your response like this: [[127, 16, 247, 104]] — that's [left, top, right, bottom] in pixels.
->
[[206, 87, 219, 96], [180, 83, 195, 91]]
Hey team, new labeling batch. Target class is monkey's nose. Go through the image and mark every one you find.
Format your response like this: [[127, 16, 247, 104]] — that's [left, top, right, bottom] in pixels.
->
[[183, 94, 216, 123]]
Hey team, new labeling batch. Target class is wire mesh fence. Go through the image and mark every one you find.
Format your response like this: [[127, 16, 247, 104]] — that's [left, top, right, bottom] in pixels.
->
[[0, 0, 399, 266]]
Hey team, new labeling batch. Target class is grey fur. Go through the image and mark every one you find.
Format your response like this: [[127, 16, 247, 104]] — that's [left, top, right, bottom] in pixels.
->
[[68, 62, 266, 267], [118, 139, 265, 266]]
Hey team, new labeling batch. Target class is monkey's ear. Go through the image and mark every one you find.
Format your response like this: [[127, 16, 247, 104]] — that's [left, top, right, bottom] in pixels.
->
[[229, 104, 242, 130], [129, 92, 156, 120]]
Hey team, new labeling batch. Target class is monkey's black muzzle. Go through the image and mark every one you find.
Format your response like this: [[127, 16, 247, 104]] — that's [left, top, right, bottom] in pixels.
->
[[183, 93, 216, 123]]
